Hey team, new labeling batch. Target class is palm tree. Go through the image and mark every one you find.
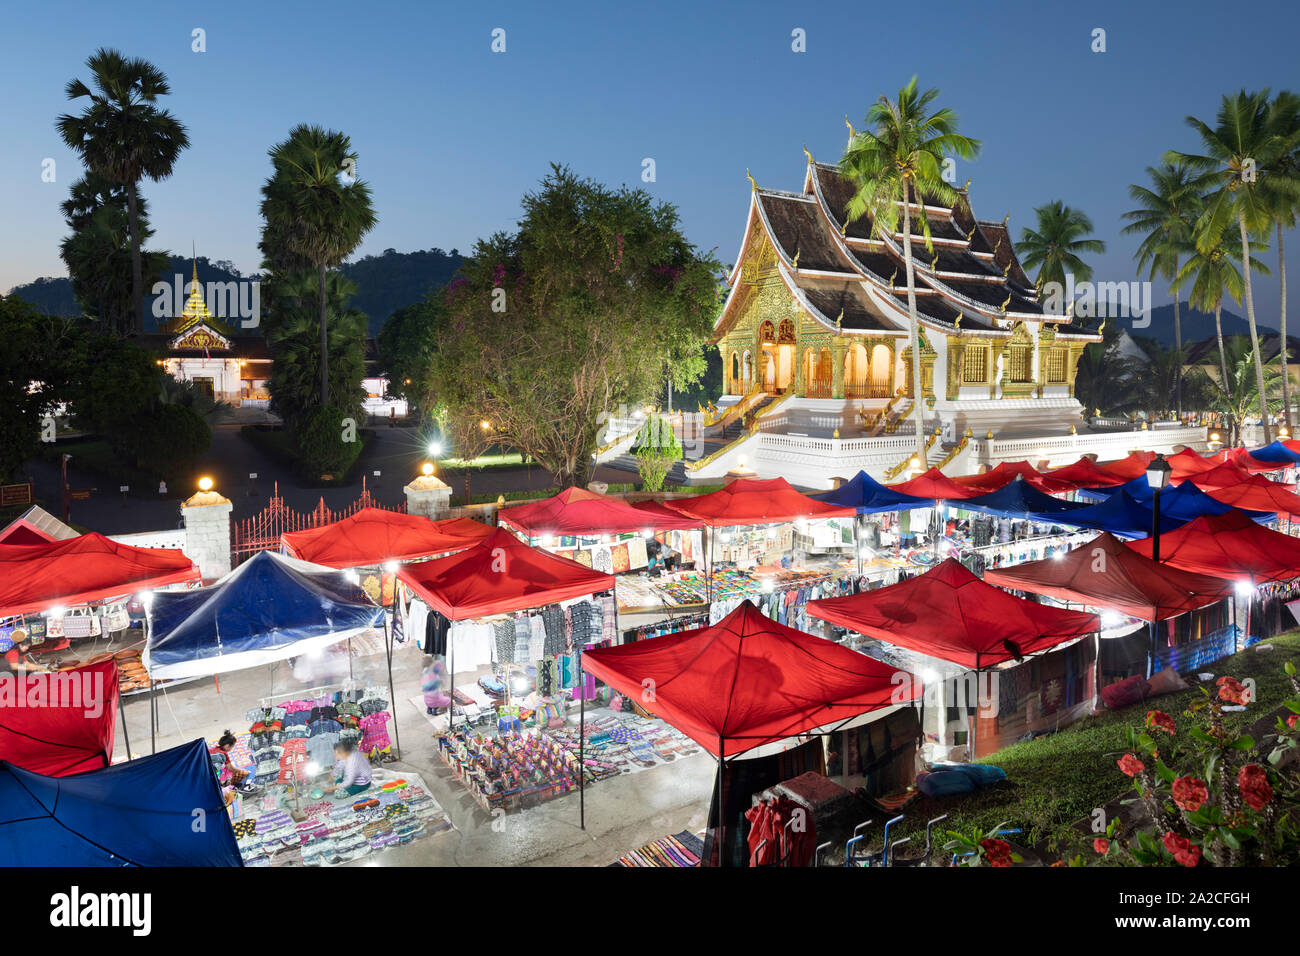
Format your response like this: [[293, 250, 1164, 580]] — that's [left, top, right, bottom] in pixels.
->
[[56, 48, 189, 336], [1263, 91, 1300, 428], [1168, 89, 1295, 444], [840, 77, 980, 459], [1121, 162, 1203, 415], [1211, 339, 1284, 446], [260, 125, 376, 407], [1170, 223, 1269, 395], [1016, 200, 1106, 292], [1073, 334, 1142, 418]]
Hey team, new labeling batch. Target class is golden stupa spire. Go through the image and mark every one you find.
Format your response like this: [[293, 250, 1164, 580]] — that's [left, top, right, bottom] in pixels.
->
[[177, 243, 214, 329]]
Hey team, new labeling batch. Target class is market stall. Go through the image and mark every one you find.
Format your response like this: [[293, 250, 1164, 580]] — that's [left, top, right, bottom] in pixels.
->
[[1037, 478, 1273, 536], [280, 507, 493, 569], [1043, 456, 1130, 490], [582, 600, 917, 865], [0, 659, 119, 776], [1127, 510, 1300, 584], [808, 558, 1099, 758], [0, 739, 241, 867], [950, 460, 1079, 496]]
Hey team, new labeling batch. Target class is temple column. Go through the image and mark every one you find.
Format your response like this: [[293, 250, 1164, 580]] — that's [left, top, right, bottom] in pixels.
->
[[831, 338, 846, 399]]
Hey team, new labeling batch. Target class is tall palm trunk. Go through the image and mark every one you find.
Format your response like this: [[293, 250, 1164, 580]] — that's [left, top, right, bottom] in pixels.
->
[[901, 188, 926, 461], [318, 263, 329, 407], [1240, 216, 1271, 444], [1279, 223, 1290, 429], [126, 179, 143, 338], [1215, 304, 1229, 396], [1173, 288, 1182, 418]]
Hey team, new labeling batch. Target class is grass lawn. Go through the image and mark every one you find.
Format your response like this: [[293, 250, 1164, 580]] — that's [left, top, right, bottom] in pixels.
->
[[889, 631, 1300, 858], [437, 451, 526, 469]]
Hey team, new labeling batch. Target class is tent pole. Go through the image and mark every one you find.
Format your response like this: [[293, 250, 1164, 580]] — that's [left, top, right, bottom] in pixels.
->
[[579, 664, 586, 831], [448, 621, 456, 735], [855, 513, 863, 580], [150, 681, 156, 755], [118, 684, 131, 762], [716, 736, 726, 868], [1093, 631, 1101, 711], [386, 588, 402, 761], [968, 654, 978, 762], [1147, 619, 1157, 679]]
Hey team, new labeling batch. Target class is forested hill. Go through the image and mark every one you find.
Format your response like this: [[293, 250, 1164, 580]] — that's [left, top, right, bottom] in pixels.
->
[[6, 247, 463, 334]]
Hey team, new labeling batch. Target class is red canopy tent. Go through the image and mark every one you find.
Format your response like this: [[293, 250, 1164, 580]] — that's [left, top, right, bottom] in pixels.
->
[[0, 533, 200, 617], [1198, 474, 1300, 519], [498, 487, 700, 538], [807, 558, 1099, 670], [664, 477, 854, 526], [1185, 461, 1268, 490], [886, 467, 982, 500], [280, 508, 493, 568], [1226, 448, 1288, 474], [396, 527, 615, 621], [1097, 451, 1157, 481], [1126, 510, 1300, 584], [582, 601, 916, 759], [0, 520, 58, 547], [951, 461, 1077, 496], [984, 532, 1232, 622], [0, 660, 118, 776], [1044, 457, 1130, 490], [1167, 448, 1220, 479]]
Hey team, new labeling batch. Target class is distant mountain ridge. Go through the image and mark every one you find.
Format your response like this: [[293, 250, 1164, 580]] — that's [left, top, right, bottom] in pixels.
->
[[5, 247, 462, 336], [1138, 302, 1278, 348]]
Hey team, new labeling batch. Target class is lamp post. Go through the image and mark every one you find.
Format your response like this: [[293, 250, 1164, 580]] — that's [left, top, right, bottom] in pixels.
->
[[1144, 454, 1172, 678]]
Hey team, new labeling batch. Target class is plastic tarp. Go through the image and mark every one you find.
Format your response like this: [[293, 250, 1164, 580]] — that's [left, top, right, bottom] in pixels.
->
[[0, 660, 118, 777], [664, 477, 854, 526], [950, 460, 1079, 496], [581, 600, 917, 758], [631, 499, 705, 526], [144, 550, 385, 680], [808, 558, 1099, 669], [810, 470, 929, 514], [397, 526, 614, 620], [0, 739, 242, 866], [1167, 448, 1221, 478], [954, 476, 1091, 521], [1195, 470, 1300, 518], [1044, 457, 1130, 490], [499, 487, 700, 537], [281, 507, 493, 568], [1183, 461, 1266, 490], [1244, 440, 1300, 465], [1039, 478, 1272, 537], [1127, 510, 1300, 584], [1097, 451, 1157, 481], [885, 467, 982, 501], [984, 532, 1233, 621], [1223, 448, 1288, 474], [0, 532, 200, 617]]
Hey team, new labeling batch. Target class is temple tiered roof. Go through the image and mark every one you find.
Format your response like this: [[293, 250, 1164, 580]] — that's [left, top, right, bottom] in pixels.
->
[[716, 152, 1100, 344]]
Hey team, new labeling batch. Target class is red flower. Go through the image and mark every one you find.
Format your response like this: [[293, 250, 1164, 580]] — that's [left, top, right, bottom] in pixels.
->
[[1172, 776, 1208, 812], [1117, 753, 1145, 777], [1287, 714, 1298, 730], [1162, 832, 1202, 867], [1238, 764, 1273, 811], [979, 838, 1013, 867], [1216, 676, 1247, 705], [1145, 710, 1176, 735], [1093, 838, 1109, 854]]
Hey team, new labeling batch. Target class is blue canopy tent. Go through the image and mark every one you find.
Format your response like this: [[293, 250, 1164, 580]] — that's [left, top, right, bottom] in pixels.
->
[[0, 739, 242, 866], [952, 475, 1091, 521], [1032, 481, 1274, 538], [144, 550, 386, 681], [811, 470, 929, 514], [1245, 441, 1300, 465]]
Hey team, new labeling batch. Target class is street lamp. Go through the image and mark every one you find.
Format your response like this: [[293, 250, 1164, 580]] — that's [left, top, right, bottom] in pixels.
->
[[1145, 454, 1172, 563]]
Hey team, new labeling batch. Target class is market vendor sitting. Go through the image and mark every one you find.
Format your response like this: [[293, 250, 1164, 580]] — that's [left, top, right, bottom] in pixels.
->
[[322, 739, 373, 797]]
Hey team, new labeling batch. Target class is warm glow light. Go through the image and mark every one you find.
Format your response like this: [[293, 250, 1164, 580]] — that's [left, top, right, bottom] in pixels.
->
[[480, 420, 491, 430], [1235, 580, 1254, 597], [737, 456, 747, 468], [642, 528, 653, 539], [1100, 611, 1122, 628], [421, 463, 434, 477], [909, 457, 920, 468], [427, 441, 442, 456], [198, 476, 214, 492], [384, 560, 399, 573], [47, 605, 66, 619]]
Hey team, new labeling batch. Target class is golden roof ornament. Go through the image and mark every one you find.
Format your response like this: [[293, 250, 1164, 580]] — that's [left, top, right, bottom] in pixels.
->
[[966, 224, 977, 241], [835, 308, 843, 329], [963, 178, 971, 191], [930, 251, 939, 271], [1002, 260, 1012, 277], [791, 244, 800, 270], [845, 116, 857, 141], [803, 144, 814, 166], [746, 169, 758, 192], [1099, 318, 1108, 333], [999, 292, 1012, 312], [986, 429, 995, 439], [954, 312, 963, 329], [1002, 213, 1010, 226], [889, 266, 898, 286]]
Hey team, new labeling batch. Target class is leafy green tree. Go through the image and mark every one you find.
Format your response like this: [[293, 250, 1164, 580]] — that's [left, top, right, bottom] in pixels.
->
[[1210, 338, 1284, 446], [56, 48, 189, 335], [1169, 89, 1299, 443], [1263, 90, 1300, 427], [631, 415, 683, 492], [1122, 162, 1203, 414], [0, 297, 82, 481], [432, 165, 721, 487], [259, 125, 377, 407], [1073, 324, 1142, 418], [293, 404, 358, 478], [1017, 200, 1106, 291], [59, 172, 168, 336], [840, 77, 980, 459], [378, 294, 445, 423]]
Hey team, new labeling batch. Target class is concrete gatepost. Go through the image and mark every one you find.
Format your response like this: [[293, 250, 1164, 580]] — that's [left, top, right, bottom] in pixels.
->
[[181, 483, 233, 581], [404, 467, 451, 519]]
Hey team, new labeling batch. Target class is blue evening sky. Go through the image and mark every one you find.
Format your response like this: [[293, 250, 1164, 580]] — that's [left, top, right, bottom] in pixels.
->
[[1, 0, 1297, 323]]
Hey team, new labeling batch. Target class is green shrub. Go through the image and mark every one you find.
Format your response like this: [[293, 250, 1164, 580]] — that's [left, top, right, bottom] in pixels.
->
[[631, 416, 683, 492]]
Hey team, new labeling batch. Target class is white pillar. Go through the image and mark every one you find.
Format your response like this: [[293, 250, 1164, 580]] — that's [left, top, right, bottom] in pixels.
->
[[181, 488, 233, 580], [404, 473, 451, 519]]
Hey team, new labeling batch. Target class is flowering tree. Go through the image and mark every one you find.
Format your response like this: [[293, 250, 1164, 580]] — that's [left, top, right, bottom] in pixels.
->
[[1093, 663, 1300, 866]]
